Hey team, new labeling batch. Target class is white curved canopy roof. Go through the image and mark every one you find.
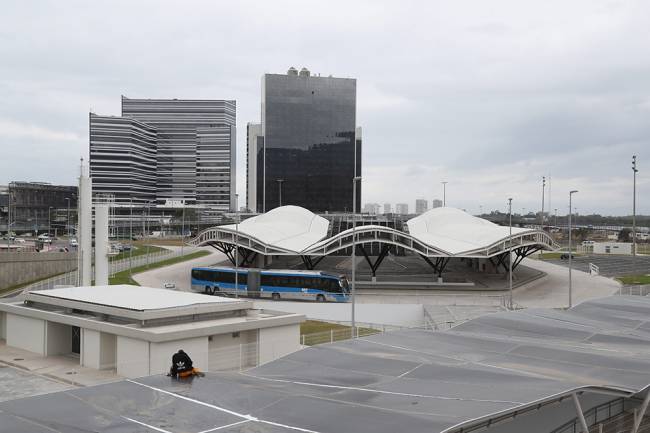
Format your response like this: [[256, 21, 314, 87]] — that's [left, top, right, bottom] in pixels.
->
[[219, 205, 329, 254], [406, 207, 534, 255], [192, 206, 555, 257]]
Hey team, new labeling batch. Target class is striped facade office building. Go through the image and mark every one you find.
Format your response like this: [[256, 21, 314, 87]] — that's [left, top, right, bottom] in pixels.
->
[[90, 97, 237, 209]]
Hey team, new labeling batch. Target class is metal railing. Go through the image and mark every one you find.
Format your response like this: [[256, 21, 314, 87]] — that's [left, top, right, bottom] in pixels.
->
[[550, 397, 626, 433], [618, 285, 650, 297], [589, 262, 600, 276], [17, 247, 193, 293]]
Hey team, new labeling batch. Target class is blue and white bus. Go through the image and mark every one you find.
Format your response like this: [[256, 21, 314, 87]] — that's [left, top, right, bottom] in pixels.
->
[[191, 267, 350, 302]]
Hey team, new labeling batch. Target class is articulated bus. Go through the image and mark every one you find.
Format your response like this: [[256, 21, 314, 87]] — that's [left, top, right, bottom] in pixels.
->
[[190, 267, 350, 302]]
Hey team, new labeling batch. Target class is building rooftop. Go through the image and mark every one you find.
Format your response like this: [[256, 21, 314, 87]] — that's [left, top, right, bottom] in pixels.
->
[[2, 295, 649, 433]]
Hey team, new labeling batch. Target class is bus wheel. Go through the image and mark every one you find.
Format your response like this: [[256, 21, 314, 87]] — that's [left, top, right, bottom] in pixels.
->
[[204, 286, 211, 295], [207, 287, 214, 296], [272, 293, 280, 301], [316, 294, 326, 302]]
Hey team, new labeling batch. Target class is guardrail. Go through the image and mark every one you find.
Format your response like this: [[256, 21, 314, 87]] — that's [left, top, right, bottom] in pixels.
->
[[15, 248, 191, 294], [589, 262, 600, 276], [550, 397, 626, 433], [618, 285, 650, 297]]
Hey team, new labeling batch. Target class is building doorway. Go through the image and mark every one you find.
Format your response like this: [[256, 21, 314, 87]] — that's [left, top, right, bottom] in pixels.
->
[[71, 326, 81, 355]]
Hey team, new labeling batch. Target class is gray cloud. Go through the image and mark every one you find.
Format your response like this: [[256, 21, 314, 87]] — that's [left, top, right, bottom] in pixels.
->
[[0, 0, 647, 215]]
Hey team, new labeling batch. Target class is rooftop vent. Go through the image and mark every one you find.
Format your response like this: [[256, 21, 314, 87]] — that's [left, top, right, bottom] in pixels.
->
[[299, 67, 310, 77], [287, 67, 298, 76]]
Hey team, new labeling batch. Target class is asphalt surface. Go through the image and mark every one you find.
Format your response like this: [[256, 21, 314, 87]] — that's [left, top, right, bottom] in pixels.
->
[[543, 254, 650, 277]]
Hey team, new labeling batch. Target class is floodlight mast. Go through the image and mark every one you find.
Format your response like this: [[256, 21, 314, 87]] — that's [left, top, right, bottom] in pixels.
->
[[568, 190, 578, 308], [508, 198, 513, 310], [632, 156, 638, 262], [351, 175, 362, 337]]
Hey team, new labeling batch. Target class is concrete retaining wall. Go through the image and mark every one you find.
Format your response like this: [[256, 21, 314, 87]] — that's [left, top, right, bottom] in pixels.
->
[[0, 252, 77, 290]]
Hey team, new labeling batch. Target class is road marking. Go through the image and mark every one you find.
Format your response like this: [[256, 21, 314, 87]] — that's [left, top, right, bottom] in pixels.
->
[[123, 416, 173, 433], [127, 379, 323, 433], [197, 420, 251, 433]]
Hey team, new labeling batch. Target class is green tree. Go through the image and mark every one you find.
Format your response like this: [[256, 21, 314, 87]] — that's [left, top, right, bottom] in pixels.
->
[[618, 228, 631, 242]]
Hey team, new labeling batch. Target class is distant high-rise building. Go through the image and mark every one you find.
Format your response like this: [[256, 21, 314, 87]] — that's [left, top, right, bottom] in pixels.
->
[[246, 123, 262, 212], [363, 203, 380, 214], [254, 67, 360, 213], [432, 199, 443, 209], [89, 114, 157, 203], [396, 203, 409, 215], [383, 203, 391, 214], [90, 97, 237, 209], [415, 199, 428, 215]]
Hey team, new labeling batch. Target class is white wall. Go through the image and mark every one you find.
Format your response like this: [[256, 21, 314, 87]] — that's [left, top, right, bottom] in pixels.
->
[[46, 322, 72, 356], [149, 336, 208, 376], [259, 324, 300, 365], [6, 314, 45, 355], [593, 242, 632, 255], [254, 301, 424, 327], [100, 333, 117, 370], [116, 336, 150, 378], [208, 329, 258, 371], [82, 329, 101, 369], [0, 312, 6, 340]]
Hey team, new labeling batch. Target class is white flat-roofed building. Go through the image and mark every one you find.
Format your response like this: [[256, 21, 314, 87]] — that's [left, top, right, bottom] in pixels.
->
[[0, 285, 304, 378]]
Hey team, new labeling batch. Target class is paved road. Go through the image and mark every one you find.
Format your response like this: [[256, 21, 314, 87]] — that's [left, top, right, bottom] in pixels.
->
[[514, 258, 621, 308], [133, 247, 225, 290], [543, 254, 650, 277]]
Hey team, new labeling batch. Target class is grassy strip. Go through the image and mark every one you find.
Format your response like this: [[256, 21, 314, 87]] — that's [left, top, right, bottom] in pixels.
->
[[538, 252, 582, 260], [300, 320, 379, 346], [0, 271, 70, 296], [617, 275, 650, 285], [109, 250, 211, 286], [111, 245, 165, 261]]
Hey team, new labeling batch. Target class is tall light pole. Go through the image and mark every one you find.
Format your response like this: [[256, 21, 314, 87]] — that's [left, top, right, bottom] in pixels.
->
[[569, 190, 578, 308], [235, 194, 239, 298], [48, 207, 53, 237], [632, 155, 638, 259], [351, 176, 362, 337], [129, 198, 133, 276], [65, 198, 71, 238], [441, 181, 448, 207], [180, 201, 185, 257], [508, 198, 513, 310], [540, 176, 546, 229], [554, 208, 558, 227], [276, 179, 285, 207]]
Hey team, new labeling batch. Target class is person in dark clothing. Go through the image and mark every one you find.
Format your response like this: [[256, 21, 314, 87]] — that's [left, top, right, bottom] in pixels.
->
[[169, 350, 193, 377]]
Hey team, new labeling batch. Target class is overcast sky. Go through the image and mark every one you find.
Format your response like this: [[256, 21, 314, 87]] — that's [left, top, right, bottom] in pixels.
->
[[1, 0, 647, 216]]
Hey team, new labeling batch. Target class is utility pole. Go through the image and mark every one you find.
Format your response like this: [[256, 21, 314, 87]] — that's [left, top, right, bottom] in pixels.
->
[[569, 190, 578, 308], [554, 208, 558, 227], [129, 198, 133, 277], [508, 198, 513, 310], [441, 181, 448, 207], [235, 194, 239, 298], [351, 176, 362, 337], [181, 201, 185, 257], [632, 155, 638, 259], [541, 176, 546, 229], [65, 197, 71, 238]]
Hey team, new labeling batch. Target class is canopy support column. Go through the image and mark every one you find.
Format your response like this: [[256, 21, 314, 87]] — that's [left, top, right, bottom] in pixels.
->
[[301, 255, 325, 270], [571, 393, 590, 433], [358, 244, 391, 277], [631, 388, 650, 433]]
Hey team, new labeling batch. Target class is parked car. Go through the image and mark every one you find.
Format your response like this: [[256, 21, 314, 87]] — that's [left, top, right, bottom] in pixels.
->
[[163, 282, 176, 289], [14, 238, 25, 244], [69, 238, 78, 247], [560, 253, 575, 260]]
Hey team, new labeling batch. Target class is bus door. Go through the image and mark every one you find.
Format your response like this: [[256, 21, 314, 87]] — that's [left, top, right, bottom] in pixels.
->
[[247, 270, 261, 298]]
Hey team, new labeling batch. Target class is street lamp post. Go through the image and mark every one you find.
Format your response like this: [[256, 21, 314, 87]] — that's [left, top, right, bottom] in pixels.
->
[[441, 181, 448, 207], [276, 179, 285, 207], [569, 190, 578, 308], [351, 176, 362, 337], [541, 176, 546, 229], [508, 198, 513, 309], [181, 201, 185, 257], [235, 194, 239, 298], [48, 207, 53, 237], [129, 198, 133, 276], [65, 198, 71, 238], [554, 208, 558, 227], [632, 155, 638, 259]]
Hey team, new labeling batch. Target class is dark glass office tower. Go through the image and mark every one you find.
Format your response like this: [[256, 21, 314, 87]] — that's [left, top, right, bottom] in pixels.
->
[[257, 68, 361, 213]]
